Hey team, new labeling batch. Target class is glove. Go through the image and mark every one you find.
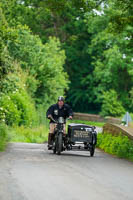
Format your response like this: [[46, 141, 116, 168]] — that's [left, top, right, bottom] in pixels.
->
[[48, 114, 52, 119]]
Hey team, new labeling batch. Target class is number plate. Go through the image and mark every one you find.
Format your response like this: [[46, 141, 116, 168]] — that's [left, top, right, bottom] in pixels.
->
[[74, 130, 90, 138]]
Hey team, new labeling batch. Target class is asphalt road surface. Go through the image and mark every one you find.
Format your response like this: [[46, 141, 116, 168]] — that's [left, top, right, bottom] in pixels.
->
[[0, 143, 133, 200]]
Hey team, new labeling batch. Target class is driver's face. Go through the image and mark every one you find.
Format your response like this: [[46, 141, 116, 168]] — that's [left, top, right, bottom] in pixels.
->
[[58, 100, 64, 107]]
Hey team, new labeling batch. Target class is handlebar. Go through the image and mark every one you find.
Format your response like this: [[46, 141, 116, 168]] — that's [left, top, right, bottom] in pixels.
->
[[48, 115, 72, 123], [48, 115, 57, 123]]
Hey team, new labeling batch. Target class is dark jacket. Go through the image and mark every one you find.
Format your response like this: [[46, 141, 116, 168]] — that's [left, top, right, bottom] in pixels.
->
[[46, 103, 73, 123]]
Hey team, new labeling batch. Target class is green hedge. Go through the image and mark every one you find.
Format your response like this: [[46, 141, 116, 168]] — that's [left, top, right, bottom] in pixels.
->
[[97, 133, 133, 161], [0, 123, 8, 151], [0, 91, 38, 126]]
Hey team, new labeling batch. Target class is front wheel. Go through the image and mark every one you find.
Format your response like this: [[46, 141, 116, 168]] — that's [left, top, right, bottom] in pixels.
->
[[57, 133, 63, 155], [53, 141, 56, 154]]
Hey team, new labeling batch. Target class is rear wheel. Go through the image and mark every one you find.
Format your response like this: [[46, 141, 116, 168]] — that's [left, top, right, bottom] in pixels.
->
[[90, 145, 95, 157], [93, 133, 97, 145], [57, 133, 63, 155]]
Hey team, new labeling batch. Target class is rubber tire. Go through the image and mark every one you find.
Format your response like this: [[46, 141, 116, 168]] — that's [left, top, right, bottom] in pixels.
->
[[90, 145, 95, 157], [57, 133, 63, 155], [53, 142, 56, 154], [93, 133, 97, 145]]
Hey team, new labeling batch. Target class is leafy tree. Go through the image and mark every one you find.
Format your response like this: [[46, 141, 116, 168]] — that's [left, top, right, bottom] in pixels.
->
[[7, 27, 68, 105], [0, 61, 38, 126], [1, 0, 103, 41], [85, 3, 133, 111], [1, 0, 107, 112], [0, 5, 38, 126], [0, 4, 18, 79], [100, 90, 125, 117], [1, 0, 133, 116], [129, 88, 133, 112], [106, 0, 133, 33]]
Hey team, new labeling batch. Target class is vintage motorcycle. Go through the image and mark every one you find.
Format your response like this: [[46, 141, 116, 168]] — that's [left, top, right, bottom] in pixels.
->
[[48, 116, 97, 156]]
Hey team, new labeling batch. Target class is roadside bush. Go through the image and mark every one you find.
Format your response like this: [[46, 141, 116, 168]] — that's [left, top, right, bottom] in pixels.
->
[[100, 90, 125, 117], [0, 94, 21, 125], [10, 90, 38, 126], [0, 123, 8, 151], [0, 91, 38, 126], [7, 27, 69, 105], [97, 133, 133, 161]]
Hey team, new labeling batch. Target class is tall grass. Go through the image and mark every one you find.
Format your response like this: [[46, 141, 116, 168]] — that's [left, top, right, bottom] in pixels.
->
[[69, 119, 104, 127], [8, 125, 48, 143], [0, 123, 8, 151], [8, 107, 49, 143]]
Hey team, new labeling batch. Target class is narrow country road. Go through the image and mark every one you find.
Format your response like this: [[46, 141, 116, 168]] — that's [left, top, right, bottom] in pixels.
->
[[0, 143, 133, 200]]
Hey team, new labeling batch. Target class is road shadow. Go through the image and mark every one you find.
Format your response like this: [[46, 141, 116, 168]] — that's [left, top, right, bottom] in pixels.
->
[[47, 150, 98, 158]]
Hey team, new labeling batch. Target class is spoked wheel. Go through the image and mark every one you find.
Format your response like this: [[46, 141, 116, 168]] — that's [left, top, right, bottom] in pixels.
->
[[90, 145, 95, 157], [57, 133, 63, 155], [93, 133, 97, 145], [53, 141, 56, 154]]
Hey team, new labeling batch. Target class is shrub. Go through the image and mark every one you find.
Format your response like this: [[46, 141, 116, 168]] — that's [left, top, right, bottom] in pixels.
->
[[0, 123, 8, 151], [10, 90, 38, 126], [0, 94, 21, 125], [0, 91, 38, 126], [100, 90, 125, 117], [7, 27, 69, 105], [97, 133, 133, 161]]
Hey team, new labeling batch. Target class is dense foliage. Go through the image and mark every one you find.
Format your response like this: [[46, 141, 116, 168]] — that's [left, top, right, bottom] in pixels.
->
[[0, 1, 69, 149], [0, 3, 68, 127], [7, 26, 68, 105], [1, 0, 133, 116], [0, 123, 8, 151], [97, 133, 133, 161], [100, 90, 125, 117], [0, 0, 133, 150]]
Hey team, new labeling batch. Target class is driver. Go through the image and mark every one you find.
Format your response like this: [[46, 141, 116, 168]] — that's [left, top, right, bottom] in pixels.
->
[[46, 96, 73, 149]]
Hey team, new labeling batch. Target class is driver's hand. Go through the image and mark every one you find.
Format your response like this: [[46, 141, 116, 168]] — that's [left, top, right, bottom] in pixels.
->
[[69, 116, 73, 120], [48, 114, 52, 119]]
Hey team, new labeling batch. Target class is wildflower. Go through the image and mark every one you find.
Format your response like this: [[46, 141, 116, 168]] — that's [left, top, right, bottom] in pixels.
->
[[122, 54, 126, 59]]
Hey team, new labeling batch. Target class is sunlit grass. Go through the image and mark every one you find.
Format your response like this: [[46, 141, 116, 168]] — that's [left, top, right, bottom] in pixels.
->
[[8, 125, 49, 143], [97, 133, 133, 162], [68, 119, 105, 127], [0, 123, 8, 151], [6, 118, 104, 145]]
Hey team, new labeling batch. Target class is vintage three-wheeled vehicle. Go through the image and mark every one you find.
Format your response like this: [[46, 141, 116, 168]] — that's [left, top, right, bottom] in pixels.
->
[[48, 117, 97, 157]]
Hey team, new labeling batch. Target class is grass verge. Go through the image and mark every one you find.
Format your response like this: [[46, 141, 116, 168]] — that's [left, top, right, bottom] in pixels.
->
[[68, 119, 104, 127], [0, 123, 8, 151], [97, 133, 133, 162], [7, 119, 104, 144], [8, 125, 49, 143]]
